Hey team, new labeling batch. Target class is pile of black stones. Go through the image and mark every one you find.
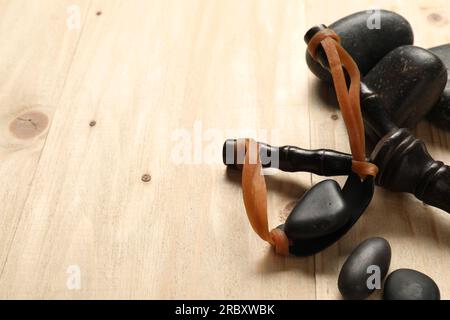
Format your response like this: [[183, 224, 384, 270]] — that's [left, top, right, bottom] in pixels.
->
[[307, 9, 448, 301]]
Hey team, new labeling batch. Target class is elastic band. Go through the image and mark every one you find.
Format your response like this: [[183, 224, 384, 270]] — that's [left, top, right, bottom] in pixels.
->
[[307, 29, 378, 178], [307, 29, 341, 60], [240, 138, 290, 256]]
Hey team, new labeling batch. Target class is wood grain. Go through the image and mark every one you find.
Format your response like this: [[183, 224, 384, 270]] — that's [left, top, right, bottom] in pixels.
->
[[0, 0, 449, 299], [0, 0, 90, 284]]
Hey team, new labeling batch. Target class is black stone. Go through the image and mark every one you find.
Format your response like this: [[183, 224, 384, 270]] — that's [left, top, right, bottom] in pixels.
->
[[364, 45, 447, 128], [284, 180, 349, 240], [286, 174, 374, 256], [338, 237, 391, 300], [306, 10, 414, 82], [383, 269, 440, 300], [427, 44, 450, 129]]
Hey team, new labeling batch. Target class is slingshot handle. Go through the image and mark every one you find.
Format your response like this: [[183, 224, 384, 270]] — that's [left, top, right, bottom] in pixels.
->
[[371, 128, 450, 214]]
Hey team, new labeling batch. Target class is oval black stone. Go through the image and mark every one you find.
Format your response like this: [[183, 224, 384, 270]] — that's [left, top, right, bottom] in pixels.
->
[[306, 10, 414, 82], [338, 237, 391, 300], [282, 174, 374, 256], [284, 180, 349, 240], [364, 45, 447, 128], [427, 44, 450, 129], [383, 269, 440, 300]]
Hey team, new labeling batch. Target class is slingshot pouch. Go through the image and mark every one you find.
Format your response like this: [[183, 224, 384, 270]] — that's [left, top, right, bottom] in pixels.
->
[[239, 28, 378, 256]]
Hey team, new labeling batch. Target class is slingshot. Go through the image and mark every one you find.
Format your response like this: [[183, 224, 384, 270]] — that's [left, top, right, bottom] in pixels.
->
[[224, 27, 377, 256], [223, 10, 450, 256]]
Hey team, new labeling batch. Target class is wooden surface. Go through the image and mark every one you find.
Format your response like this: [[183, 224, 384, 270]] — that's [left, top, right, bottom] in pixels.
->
[[0, 0, 449, 299]]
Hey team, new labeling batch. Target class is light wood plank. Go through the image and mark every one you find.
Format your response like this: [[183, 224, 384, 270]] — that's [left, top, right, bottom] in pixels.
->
[[0, 0, 91, 277], [1, 0, 449, 300], [0, 0, 315, 299]]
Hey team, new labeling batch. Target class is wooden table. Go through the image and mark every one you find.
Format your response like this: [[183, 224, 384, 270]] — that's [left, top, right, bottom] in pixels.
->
[[0, 0, 449, 299]]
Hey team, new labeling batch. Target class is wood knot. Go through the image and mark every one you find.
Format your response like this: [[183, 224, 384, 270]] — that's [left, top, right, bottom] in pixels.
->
[[9, 111, 49, 139], [427, 13, 448, 26], [331, 114, 339, 120], [141, 174, 152, 182]]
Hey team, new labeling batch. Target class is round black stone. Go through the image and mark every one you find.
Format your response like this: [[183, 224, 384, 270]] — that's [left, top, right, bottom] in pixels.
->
[[306, 10, 414, 82], [338, 237, 391, 300], [364, 45, 447, 128], [284, 180, 349, 240], [427, 44, 450, 130], [383, 268, 440, 300]]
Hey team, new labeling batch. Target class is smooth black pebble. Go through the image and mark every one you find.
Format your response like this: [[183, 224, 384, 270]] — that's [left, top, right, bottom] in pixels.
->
[[338, 237, 391, 300], [383, 268, 440, 300], [427, 44, 450, 129], [284, 180, 349, 240], [306, 10, 414, 82], [364, 45, 447, 128]]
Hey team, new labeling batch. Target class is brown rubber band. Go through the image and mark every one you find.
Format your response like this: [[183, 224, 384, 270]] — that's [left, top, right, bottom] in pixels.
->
[[307, 29, 341, 60], [307, 29, 378, 178], [240, 138, 290, 256]]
